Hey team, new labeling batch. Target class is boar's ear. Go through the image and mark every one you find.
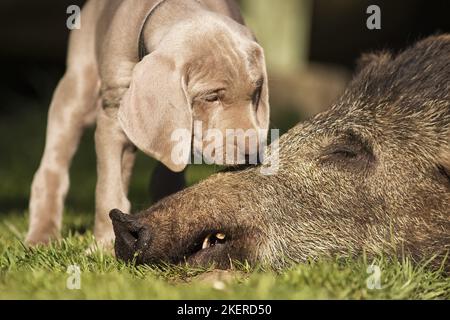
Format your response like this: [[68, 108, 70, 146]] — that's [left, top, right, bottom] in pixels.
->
[[118, 51, 192, 173], [355, 52, 390, 73]]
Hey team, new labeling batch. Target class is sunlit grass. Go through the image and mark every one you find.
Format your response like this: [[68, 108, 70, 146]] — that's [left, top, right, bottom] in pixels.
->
[[0, 212, 448, 300]]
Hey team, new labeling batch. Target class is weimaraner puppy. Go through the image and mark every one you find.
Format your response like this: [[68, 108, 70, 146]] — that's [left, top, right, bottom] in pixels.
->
[[26, 0, 270, 248]]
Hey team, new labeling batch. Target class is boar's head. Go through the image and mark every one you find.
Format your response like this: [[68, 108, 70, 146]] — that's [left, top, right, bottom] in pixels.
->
[[111, 35, 450, 269]]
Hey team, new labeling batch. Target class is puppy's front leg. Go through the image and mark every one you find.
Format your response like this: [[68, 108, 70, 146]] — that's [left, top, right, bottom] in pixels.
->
[[94, 107, 135, 248], [26, 70, 98, 245]]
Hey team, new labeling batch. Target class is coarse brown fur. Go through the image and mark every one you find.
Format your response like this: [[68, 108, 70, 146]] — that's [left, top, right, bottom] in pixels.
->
[[112, 35, 450, 269]]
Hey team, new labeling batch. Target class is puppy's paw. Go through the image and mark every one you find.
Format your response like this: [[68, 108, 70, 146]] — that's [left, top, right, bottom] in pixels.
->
[[86, 236, 115, 256], [25, 230, 60, 246]]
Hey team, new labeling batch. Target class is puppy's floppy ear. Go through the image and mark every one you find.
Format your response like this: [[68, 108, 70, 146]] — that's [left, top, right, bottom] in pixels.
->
[[119, 52, 192, 172]]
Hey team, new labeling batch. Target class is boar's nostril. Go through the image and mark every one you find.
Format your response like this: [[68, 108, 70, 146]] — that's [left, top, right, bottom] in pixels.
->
[[135, 228, 152, 252], [110, 209, 153, 261], [129, 230, 139, 241]]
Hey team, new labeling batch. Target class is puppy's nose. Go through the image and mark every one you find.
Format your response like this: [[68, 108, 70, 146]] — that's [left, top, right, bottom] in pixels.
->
[[109, 209, 152, 262]]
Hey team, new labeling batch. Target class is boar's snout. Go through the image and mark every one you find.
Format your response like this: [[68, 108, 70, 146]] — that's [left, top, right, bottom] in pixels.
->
[[109, 209, 152, 263]]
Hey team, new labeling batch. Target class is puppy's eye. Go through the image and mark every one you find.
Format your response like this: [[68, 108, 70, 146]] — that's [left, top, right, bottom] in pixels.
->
[[204, 94, 220, 103]]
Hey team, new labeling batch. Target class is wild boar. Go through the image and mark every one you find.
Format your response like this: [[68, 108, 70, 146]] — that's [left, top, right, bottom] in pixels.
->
[[110, 35, 450, 269]]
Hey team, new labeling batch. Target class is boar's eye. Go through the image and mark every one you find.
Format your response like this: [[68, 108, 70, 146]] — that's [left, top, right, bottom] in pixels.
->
[[436, 164, 450, 185], [329, 147, 358, 159], [320, 132, 375, 168], [321, 146, 373, 170]]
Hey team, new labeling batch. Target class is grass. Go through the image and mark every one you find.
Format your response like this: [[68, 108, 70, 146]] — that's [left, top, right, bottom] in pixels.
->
[[0, 69, 448, 299], [0, 212, 449, 299]]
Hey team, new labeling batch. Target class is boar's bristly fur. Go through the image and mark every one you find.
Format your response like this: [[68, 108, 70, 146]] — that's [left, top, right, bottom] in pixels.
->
[[112, 35, 450, 270]]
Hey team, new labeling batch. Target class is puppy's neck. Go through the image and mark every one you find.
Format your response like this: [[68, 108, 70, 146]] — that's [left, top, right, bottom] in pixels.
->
[[142, 0, 206, 53]]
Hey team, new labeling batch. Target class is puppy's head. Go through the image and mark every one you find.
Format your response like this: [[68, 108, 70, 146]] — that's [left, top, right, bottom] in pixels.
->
[[119, 14, 269, 171]]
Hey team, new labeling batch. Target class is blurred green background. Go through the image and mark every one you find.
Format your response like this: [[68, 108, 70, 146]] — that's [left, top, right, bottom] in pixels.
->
[[0, 0, 449, 216]]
